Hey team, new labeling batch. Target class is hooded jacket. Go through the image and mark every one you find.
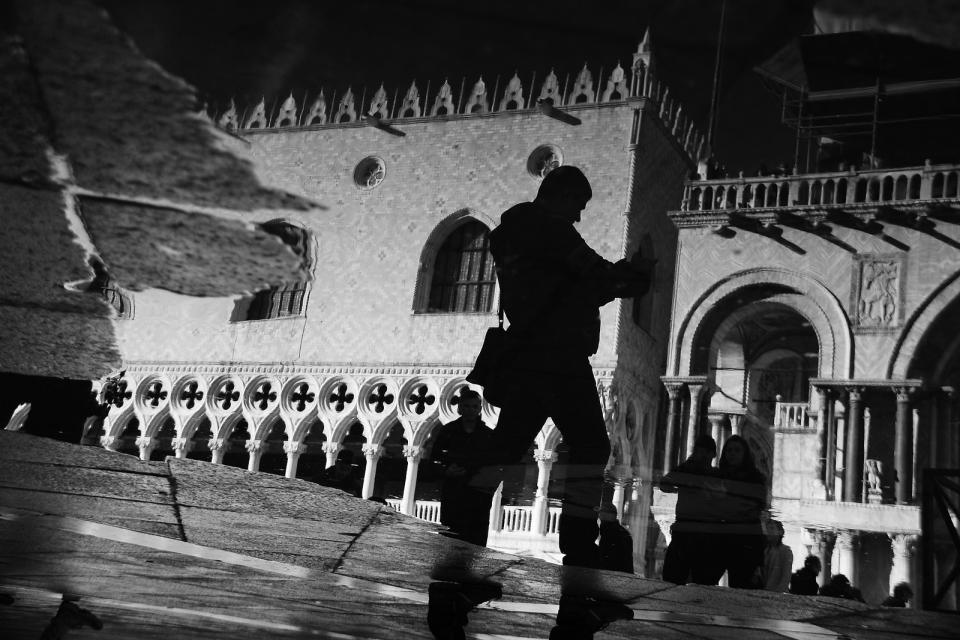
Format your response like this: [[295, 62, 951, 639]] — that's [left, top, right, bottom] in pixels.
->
[[489, 202, 629, 371]]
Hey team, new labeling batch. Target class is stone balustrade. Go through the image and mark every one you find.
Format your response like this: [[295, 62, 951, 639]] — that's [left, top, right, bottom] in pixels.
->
[[679, 162, 960, 215], [774, 399, 815, 430]]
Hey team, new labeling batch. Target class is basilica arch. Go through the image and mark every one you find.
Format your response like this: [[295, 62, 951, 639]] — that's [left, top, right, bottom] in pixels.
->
[[673, 268, 853, 380]]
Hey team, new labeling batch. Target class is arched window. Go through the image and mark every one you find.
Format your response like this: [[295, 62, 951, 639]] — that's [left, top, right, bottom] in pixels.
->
[[427, 221, 495, 313]]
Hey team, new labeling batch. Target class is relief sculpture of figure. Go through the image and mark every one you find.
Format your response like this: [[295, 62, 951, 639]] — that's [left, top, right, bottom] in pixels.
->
[[858, 261, 899, 326]]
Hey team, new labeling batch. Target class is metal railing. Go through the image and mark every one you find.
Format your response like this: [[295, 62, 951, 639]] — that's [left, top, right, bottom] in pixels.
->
[[680, 163, 960, 213], [921, 469, 960, 612]]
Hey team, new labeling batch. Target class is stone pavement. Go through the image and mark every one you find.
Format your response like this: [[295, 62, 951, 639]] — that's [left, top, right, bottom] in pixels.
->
[[0, 431, 955, 640]]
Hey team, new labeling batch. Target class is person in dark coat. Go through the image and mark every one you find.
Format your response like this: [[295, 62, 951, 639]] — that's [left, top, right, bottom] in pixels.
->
[[819, 574, 865, 602], [598, 503, 634, 573], [659, 434, 723, 584], [790, 555, 822, 595], [479, 165, 653, 569], [882, 582, 913, 607], [715, 435, 767, 588], [432, 388, 495, 546]]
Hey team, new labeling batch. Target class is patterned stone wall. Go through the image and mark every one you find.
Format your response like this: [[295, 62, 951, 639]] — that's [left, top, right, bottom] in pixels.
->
[[119, 102, 644, 369]]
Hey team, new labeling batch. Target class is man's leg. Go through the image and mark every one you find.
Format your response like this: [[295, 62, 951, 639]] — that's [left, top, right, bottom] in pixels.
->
[[548, 365, 611, 568]]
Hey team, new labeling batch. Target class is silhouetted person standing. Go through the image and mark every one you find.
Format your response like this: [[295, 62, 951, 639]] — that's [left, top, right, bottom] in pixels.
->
[[790, 555, 822, 595], [715, 435, 767, 588], [483, 165, 652, 569], [659, 434, 722, 584], [882, 582, 914, 607], [433, 389, 494, 546]]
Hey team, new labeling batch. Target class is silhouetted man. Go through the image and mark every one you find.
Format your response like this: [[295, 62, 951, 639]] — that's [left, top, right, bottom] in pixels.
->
[[659, 434, 721, 584], [432, 388, 494, 545], [482, 165, 651, 569]]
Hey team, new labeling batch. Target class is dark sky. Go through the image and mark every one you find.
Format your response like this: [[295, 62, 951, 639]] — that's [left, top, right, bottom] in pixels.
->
[[98, 0, 812, 173]]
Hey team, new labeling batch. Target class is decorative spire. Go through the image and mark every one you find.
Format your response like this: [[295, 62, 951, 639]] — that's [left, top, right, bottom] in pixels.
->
[[538, 69, 561, 105], [464, 77, 488, 114], [244, 97, 268, 129], [568, 64, 594, 105], [334, 88, 357, 123], [218, 99, 238, 131], [431, 79, 455, 116], [634, 27, 654, 73], [400, 81, 421, 118], [368, 83, 390, 119], [499, 73, 525, 111], [274, 93, 298, 127], [601, 63, 627, 101], [305, 91, 327, 126]]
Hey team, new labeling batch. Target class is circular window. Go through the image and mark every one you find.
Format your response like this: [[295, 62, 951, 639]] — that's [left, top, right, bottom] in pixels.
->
[[354, 156, 386, 189], [527, 145, 563, 179]]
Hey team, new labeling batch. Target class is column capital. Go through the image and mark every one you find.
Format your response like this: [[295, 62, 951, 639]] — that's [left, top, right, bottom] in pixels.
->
[[845, 386, 864, 402], [245, 440, 262, 454], [805, 527, 836, 547], [835, 529, 860, 549], [402, 445, 422, 461], [283, 441, 306, 455], [172, 437, 192, 452], [100, 435, 118, 451], [663, 381, 685, 398], [533, 449, 557, 463], [321, 441, 340, 455], [893, 386, 915, 402], [362, 443, 382, 459], [888, 532, 919, 557], [208, 438, 226, 451], [135, 435, 156, 449]]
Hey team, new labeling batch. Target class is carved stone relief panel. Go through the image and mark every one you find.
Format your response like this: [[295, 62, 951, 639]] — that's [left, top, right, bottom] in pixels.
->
[[851, 254, 905, 331]]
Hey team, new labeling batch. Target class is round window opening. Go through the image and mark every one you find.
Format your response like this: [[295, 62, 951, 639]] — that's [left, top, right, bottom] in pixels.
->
[[527, 145, 563, 179], [354, 156, 386, 189]]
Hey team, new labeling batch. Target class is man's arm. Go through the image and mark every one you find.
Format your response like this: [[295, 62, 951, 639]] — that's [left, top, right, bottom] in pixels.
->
[[559, 230, 653, 305]]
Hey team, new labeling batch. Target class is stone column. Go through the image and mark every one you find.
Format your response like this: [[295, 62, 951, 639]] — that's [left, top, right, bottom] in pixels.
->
[[662, 382, 684, 473], [708, 414, 726, 452], [209, 438, 226, 464], [815, 386, 830, 493], [283, 442, 305, 479], [172, 437, 192, 459], [531, 449, 557, 535], [807, 528, 836, 586], [322, 441, 340, 469], [487, 482, 504, 535], [400, 445, 422, 516], [135, 436, 156, 461], [834, 530, 859, 584], [685, 383, 706, 458], [894, 387, 915, 504], [889, 533, 918, 591], [611, 481, 626, 518], [361, 444, 382, 499], [246, 441, 263, 472], [843, 387, 865, 502]]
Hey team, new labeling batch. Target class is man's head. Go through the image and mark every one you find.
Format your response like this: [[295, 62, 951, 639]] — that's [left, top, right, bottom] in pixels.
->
[[457, 388, 482, 421], [804, 555, 822, 575], [534, 165, 592, 223], [691, 434, 717, 463], [766, 519, 785, 544], [892, 582, 913, 601]]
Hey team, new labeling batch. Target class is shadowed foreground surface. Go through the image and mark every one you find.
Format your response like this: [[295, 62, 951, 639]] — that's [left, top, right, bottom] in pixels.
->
[[0, 431, 955, 640]]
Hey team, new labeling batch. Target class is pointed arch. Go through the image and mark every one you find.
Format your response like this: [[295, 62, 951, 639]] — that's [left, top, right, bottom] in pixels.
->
[[412, 208, 499, 313]]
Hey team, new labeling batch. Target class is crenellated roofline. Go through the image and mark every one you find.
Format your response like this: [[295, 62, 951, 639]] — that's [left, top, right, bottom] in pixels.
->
[[200, 38, 706, 164]]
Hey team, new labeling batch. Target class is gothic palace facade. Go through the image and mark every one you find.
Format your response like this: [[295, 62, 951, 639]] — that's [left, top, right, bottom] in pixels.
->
[[92, 33, 960, 604]]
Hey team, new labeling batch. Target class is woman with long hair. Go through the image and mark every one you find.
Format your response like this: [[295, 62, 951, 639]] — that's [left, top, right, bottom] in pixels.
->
[[716, 435, 768, 588]]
